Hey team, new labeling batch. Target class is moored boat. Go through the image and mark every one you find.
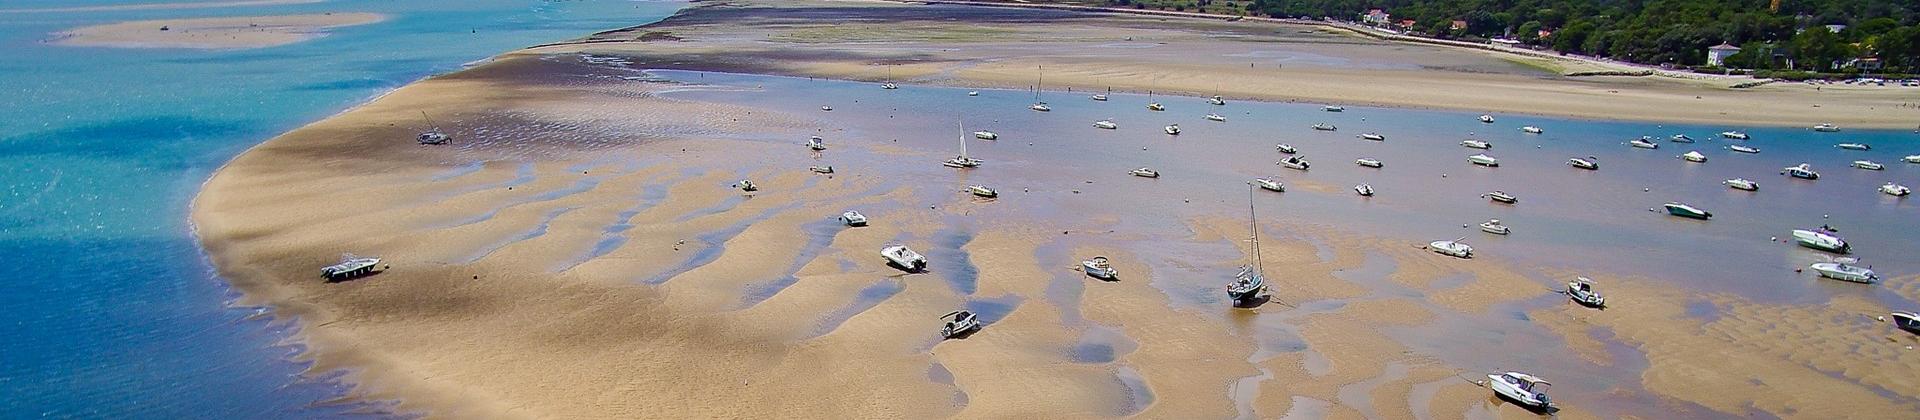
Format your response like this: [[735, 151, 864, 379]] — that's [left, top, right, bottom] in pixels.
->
[[1354, 183, 1374, 196], [1891, 312, 1920, 335], [1358, 133, 1385, 141], [806, 135, 827, 150], [1275, 144, 1297, 154], [1030, 102, 1051, 112], [1356, 158, 1383, 168], [1324, 105, 1345, 112], [1205, 113, 1226, 122], [1853, 160, 1884, 170], [1483, 190, 1517, 204], [1082, 256, 1118, 280], [1781, 163, 1819, 180], [1728, 144, 1760, 154], [1521, 126, 1543, 134], [1670, 134, 1694, 143], [1837, 143, 1871, 151], [1907, 155, 1920, 164], [881, 244, 927, 272], [1092, 119, 1118, 129], [1131, 167, 1160, 178], [1254, 178, 1284, 192], [1461, 139, 1491, 149], [1228, 184, 1272, 304], [967, 185, 997, 198], [320, 254, 382, 281], [1468, 154, 1500, 167], [973, 130, 998, 140], [1663, 202, 1712, 219], [1791, 229, 1848, 253], [1209, 95, 1227, 106], [1680, 151, 1706, 162], [1810, 259, 1876, 283], [736, 179, 758, 192], [1568, 157, 1598, 170], [1479, 114, 1495, 123], [821, 105, 833, 111], [1720, 131, 1749, 139], [1164, 124, 1181, 135], [1629, 138, 1659, 149], [1479, 219, 1510, 235], [1812, 123, 1840, 132], [1724, 178, 1758, 191], [1279, 155, 1310, 171], [1487, 372, 1551, 409], [1882, 182, 1912, 196], [809, 165, 834, 174], [1090, 94, 1107, 101], [881, 82, 898, 90], [1311, 123, 1337, 131]]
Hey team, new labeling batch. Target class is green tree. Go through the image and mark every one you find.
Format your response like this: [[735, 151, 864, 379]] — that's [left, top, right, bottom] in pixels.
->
[[1791, 27, 1846, 71]]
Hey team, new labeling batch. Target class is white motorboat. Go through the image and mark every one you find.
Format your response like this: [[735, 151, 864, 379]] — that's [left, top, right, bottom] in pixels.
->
[[1275, 144, 1297, 154], [1483, 190, 1517, 204], [1853, 160, 1884, 170], [1358, 133, 1385, 141], [1324, 105, 1345, 112], [1279, 155, 1310, 171], [1568, 157, 1598, 170], [1030, 102, 1051, 112], [821, 105, 833, 111], [806, 135, 827, 150], [1428, 239, 1472, 258], [973, 131, 998, 140], [1205, 113, 1227, 122], [1810, 259, 1877, 283], [320, 253, 382, 281], [1663, 202, 1712, 220], [1131, 167, 1160, 178], [840, 210, 868, 227], [881, 244, 927, 272], [1882, 182, 1912, 196], [1209, 95, 1226, 106], [1228, 184, 1272, 303], [1893, 312, 1920, 335], [1566, 277, 1605, 308], [1461, 139, 1492, 149], [1680, 151, 1706, 162], [1670, 134, 1694, 143], [1254, 178, 1284, 192], [1629, 138, 1659, 149], [1521, 126, 1543, 134], [1781, 163, 1819, 180], [1082, 256, 1118, 280], [1354, 183, 1374, 196], [1478, 114, 1495, 123], [1355, 158, 1383, 168], [1147, 102, 1165, 111], [1720, 131, 1749, 139], [941, 310, 980, 339], [881, 82, 898, 90], [967, 185, 997, 198], [1812, 123, 1840, 132], [1311, 123, 1337, 131], [1724, 178, 1758, 191], [968, 91, 979, 96], [1907, 155, 1920, 164], [736, 179, 758, 192], [1487, 372, 1551, 409], [1479, 219, 1510, 235], [1468, 154, 1500, 167], [1091, 94, 1108, 101], [1791, 229, 1849, 253], [1093, 119, 1118, 129], [809, 165, 835, 174], [1837, 143, 1871, 151], [1164, 124, 1181, 135], [1728, 144, 1760, 154]]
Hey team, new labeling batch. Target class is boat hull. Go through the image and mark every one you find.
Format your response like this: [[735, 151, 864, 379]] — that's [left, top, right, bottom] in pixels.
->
[[1664, 204, 1711, 220]]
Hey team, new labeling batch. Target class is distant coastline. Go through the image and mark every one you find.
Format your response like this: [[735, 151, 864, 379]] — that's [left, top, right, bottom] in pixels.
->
[[52, 12, 385, 50]]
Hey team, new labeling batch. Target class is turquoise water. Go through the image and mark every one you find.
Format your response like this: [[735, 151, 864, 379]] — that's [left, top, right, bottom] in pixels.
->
[[0, 1, 682, 416]]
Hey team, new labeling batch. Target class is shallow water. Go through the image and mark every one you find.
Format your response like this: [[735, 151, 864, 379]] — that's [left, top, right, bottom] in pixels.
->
[[0, 1, 684, 416]]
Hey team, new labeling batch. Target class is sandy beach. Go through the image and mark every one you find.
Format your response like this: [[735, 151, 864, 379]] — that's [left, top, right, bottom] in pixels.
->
[[53, 12, 384, 49], [193, 0, 1920, 418]]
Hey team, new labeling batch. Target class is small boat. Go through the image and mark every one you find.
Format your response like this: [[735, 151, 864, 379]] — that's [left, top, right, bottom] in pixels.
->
[[1812, 123, 1840, 132], [1890, 312, 1920, 335], [1720, 131, 1749, 139], [840, 210, 868, 227], [1468, 154, 1500, 167], [1781, 163, 1818, 180], [1324, 105, 1345, 112], [1147, 102, 1165, 111], [1566, 277, 1605, 308], [1275, 144, 1297, 154], [1254, 178, 1284, 192], [973, 131, 998, 140], [1093, 119, 1118, 129], [1521, 126, 1543, 134], [881, 244, 927, 272], [1428, 239, 1472, 258], [1680, 151, 1706, 162], [1907, 155, 1920, 164], [1461, 140, 1491, 149], [1724, 178, 1758, 191], [942, 156, 981, 168], [881, 82, 898, 90], [806, 136, 827, 150], [1090, 94, 1108, 101], [736, 180, 758, 192], [809, 165, 835, 174], [1354, 183, 1374, 196], [940, 310, 980, 339], [1487, 372, 1551, 409], [1483, 190, 1517, 204], [821, 105, 833, 111], [1480, 219, 1510, 235], [1728, 144, 1760, 154], [1164, 124, 1181, 135], [1082, 256, 1118, 280], [1629, 138, 1659, 149], [1663, 202, 1712, 220], [1311, 123, 1337, 131], [968, 91, 979, 96], [1130, 167, 1160, 178], [1810, 259, 1877, 283], [1030, 102, 1051, 112], [1853, 160, 1884, 170], [1229, 184, 1271, 304], [1836, 143, 1871, 151], [1205, 113, 1227, 122], [1792, 229, 1848, 253], [1279, 155, 1310, 171], [320, 254, 382, 281], [1358, 133, 1385, 141], [966, 185, 997, 198], [1568, 157, 1598, 170], [1355, 158, 1383, 168], [1479, 114, 1495, 123], [416, 129, 450, 145], [1881, 182, 1912, 196], [1670, 134, 1694, 143], [1209, 95, 1227, 106]]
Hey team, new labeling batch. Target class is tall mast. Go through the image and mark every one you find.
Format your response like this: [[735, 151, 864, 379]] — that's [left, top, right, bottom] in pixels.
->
[[1035, 65, 1043, 102], [957, 117, 967, 159], [1247, 183, 1261, 269]]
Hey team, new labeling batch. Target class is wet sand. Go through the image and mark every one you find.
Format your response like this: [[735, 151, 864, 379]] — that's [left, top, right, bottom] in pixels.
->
[[53, 12, 384, 49], [194, 0, 1920, 418]]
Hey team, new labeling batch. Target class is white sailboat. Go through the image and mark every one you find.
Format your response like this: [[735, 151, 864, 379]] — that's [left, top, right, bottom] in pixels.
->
[[1146, 91, 1164, 111], [1228, 183, 1271, 304], [942, 119, 982, 169], [1029, 67, 1050, 112]]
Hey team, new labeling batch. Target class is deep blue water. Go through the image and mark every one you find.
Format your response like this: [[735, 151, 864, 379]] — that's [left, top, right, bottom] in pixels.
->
[[0, 1, 683, 417]]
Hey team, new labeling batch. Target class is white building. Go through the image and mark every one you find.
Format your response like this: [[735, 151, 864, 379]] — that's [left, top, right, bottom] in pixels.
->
[[1707, 43, 1741, 67]]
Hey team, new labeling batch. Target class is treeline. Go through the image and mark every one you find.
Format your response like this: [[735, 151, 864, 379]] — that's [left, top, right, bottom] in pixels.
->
[[1225, 0, 1917, 72]]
